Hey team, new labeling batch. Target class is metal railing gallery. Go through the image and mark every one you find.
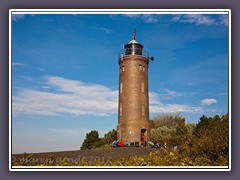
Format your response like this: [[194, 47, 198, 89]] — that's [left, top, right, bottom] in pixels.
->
[[118, 49, 149, 60]]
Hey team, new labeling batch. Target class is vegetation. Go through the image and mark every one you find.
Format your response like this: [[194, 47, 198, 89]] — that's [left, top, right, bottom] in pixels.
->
[[150, 114, 195, 147], [150, 113, 229, 166], [80, 129, 117, 150]]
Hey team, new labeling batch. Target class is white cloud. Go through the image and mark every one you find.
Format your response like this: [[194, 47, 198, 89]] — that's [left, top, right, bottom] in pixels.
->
[[13, 76, 118, 117], [172, 14, 215, 25], [201, 98, 217, 105], [123, 14, 159, 23], [13, 76, 203, 117], [12, 14, 26, 21]]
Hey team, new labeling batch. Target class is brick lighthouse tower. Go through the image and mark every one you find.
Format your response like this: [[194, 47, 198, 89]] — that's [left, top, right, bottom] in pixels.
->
[[117, 28, 153, 145]]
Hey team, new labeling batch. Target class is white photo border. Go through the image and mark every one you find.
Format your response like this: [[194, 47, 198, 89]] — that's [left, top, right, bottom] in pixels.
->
[[9, 9, 231, 171]]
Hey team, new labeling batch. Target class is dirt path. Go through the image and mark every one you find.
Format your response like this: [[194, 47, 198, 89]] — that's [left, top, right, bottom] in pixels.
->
[[12, 147, 160, 165]]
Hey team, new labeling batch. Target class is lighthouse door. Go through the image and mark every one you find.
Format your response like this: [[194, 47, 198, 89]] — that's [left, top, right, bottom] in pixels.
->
[[141, 129, 146, 142]]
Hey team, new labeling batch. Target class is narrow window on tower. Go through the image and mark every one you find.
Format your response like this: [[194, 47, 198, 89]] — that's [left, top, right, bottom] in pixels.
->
[[139, 64, 142, 70], [120, 82, 123, 93], [120, 104, 122, 116], [142, 105, 145, 116], [141, 82, 144, 93], [122, 66, 125, 71], [143, 66, 145, 71]]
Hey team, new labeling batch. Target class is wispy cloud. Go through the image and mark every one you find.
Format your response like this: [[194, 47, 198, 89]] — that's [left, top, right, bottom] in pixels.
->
[[172, 14, 215, 25], [149, 90, 202, 114], [150, 103, 203, 114], [217, 93, 228, 96], [158, 88, 182, 99], [219, 14, 228, 26], [149, 92, 161, 105], [36, 67, 45, 71], [41, 86, 51, 89], [12, 62, 24, 66], [123, 14, 140, 18], [141, 14, 159, 23], [95, 27, 112, 34], [12, 14, 26, 21], [201, 98, 217, 105], [123, 14, 159, 23]]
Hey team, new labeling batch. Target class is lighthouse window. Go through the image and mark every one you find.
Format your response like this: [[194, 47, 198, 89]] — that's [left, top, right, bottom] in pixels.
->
[[139, 64, 142, 70], [120, 104, 122, 116], [141, 82, 144, 93], [143, 66, 145, 71], [142, 105, 145, 116], [120, 82, 123, 93], [122, 66, 125, 71]]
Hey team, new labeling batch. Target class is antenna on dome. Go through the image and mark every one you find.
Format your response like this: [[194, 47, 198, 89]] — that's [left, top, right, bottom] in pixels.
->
[[132, 26, 136, 40]]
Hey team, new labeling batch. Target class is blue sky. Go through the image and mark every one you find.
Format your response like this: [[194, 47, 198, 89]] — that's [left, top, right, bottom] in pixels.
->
[[11, 11, 229, 153]]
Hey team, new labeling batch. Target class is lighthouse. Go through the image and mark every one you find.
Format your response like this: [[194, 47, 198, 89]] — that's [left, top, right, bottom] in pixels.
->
[[117, 28, 153, 145]]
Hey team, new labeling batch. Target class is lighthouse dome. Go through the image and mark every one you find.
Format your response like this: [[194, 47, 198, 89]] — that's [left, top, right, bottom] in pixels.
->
[[124, 28, 143, 55]]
